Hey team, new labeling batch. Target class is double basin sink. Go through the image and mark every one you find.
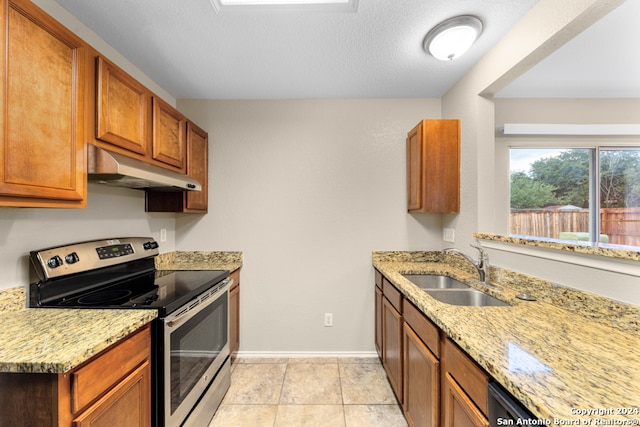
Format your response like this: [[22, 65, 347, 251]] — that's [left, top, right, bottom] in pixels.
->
[[402, 274, 509, 307]]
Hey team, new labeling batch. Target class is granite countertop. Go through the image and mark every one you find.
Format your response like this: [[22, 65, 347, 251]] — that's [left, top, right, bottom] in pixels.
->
[[155, 251, 243, 272], [373, 251, 640, 423], [0, 298, 157, 373], [0, 251, 243, 374]]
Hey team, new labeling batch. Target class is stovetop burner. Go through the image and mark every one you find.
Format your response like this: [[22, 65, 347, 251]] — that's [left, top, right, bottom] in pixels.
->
[[77, 289, 133, 305], [28, 237, 230, 317]]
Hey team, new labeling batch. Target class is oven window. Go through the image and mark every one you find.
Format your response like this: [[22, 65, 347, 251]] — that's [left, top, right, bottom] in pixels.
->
[[169, 292, 228, 414]]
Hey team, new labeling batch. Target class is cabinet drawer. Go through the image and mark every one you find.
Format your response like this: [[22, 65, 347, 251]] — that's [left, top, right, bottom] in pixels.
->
[[443, 338, 488, 416], [403, 299, 440, 358], [71, 326, 151, 414], [382, 277, 402, 313], [375, 269, 382, 289]]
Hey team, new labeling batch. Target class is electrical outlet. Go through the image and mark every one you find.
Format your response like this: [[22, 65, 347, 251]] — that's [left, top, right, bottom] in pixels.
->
[[324, 313, 333, 327], [160, 228, 167, 243], [443, 228, 455, 243]]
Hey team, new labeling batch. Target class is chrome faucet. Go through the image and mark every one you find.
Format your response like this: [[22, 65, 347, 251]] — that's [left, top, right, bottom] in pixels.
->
[[443, 244, 500, 289]]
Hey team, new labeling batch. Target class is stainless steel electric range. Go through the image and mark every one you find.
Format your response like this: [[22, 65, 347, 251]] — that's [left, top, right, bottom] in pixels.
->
[[28, 237, 232, 427]]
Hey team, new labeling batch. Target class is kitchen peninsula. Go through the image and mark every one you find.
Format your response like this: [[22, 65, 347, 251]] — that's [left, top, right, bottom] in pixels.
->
[[374, 250, 640, 424]]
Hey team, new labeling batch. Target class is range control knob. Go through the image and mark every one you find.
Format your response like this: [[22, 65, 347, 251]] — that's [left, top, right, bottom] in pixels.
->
[[143, 241, 159, 250], [47, 256, 63, 269], [65, 252, 80, 264]]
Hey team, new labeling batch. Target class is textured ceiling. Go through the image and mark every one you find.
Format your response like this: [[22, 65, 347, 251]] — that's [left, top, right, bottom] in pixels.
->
[[54, 0, 538, 99], [53, 0, 638, 100]]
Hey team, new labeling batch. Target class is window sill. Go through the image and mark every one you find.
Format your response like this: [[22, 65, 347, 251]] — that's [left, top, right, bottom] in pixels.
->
[[474, 232, 640, 277]]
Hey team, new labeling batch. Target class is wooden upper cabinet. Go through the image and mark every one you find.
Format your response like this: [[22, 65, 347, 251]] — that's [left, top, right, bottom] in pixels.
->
[[144, 120, 208, 213], [95, 56, 188, 173], [184, 121, 208, 212], [152, 97, 186, 171], [96, 56, 150, 156], [0, 0, 87, 208], [407, 119, 460, 213]]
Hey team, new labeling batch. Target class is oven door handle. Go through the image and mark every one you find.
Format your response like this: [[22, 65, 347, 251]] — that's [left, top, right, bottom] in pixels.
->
[[164, 277, 232, 328]]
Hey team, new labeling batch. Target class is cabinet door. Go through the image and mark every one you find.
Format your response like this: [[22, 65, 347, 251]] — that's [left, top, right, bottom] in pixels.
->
[[184, 121, 208, 212], [0, 0, 86, 207], [403, 324, 439, 427], [382, 297, 403, 402], [406, 122, 423, 211], [152, 97, 186, 171], [144, 120, 208, 213], [73, 361, 151, 427], [375, 285, 383, 359], [229, 285, 240, 356], [406, 119, 460, 213], [442, 373, 488, 427], [96, 56, 150, 156], [229, 269, 240, 356]]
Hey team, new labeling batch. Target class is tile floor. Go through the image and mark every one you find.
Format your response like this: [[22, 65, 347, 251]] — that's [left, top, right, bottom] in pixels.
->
[[209, 357, 409, 427]]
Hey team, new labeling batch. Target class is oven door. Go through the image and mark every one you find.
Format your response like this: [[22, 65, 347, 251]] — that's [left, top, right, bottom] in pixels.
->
[[162, 278, 231, 427]]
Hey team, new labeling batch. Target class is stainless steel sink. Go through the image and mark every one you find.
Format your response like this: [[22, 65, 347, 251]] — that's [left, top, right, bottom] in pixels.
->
[[425, 289, 509, 307], [402, 274, 470, 289]]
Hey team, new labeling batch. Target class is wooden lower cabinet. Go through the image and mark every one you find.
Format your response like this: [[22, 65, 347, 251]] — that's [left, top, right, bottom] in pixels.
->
[[0, 325, 151, 427], [375, 284, 383, 358], [441, 338, 489, 427], [382, 293, 403, 402], [229, 268, 241, 356], [403, 323, 439, 427], [376, 272, 493, 427], [442, 373, 489, 427], [72, 361, 151, 427], [375, 269, 383, 359]]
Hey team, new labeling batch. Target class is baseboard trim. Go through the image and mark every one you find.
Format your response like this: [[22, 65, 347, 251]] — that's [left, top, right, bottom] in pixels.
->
[[234, 351, 379, 359]]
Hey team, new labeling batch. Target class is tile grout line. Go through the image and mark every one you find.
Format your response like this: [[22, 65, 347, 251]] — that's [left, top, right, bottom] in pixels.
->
[[337, 359, 348, 427]]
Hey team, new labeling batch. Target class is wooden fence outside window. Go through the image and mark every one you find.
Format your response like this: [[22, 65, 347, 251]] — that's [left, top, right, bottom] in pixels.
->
[[509, 207, 640, 247]]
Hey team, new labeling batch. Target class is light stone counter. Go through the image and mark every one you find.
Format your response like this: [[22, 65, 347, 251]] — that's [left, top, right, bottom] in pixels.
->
[[373, 251, 640, 423], [0, 291, 157, 373], [155, 251, 243, 272]]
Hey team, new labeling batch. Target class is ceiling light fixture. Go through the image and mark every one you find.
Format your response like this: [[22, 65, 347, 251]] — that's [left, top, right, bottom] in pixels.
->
[[423, 15, 483, 61]]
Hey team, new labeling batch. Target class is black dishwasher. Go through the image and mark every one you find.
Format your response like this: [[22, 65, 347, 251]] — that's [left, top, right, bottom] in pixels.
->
[[488, 382, 538, 426]]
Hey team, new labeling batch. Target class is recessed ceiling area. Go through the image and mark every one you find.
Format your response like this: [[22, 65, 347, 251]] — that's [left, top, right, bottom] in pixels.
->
[[53, 0, 539, 99], [497, 0, 640, 98], [209, 0, 359, 14]]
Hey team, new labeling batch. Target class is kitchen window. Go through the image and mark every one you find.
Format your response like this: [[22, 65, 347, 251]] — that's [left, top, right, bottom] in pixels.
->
[[509, 147, 640, 247]]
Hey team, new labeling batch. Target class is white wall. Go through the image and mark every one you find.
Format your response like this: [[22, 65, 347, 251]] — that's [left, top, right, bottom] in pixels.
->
[[442, 0, 640, 305], [0, 184, 175, 290], [176, 99, 442, 354]]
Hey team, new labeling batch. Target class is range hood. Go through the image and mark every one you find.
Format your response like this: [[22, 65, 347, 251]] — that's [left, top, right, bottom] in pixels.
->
[[87, 145, 201, 192]]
